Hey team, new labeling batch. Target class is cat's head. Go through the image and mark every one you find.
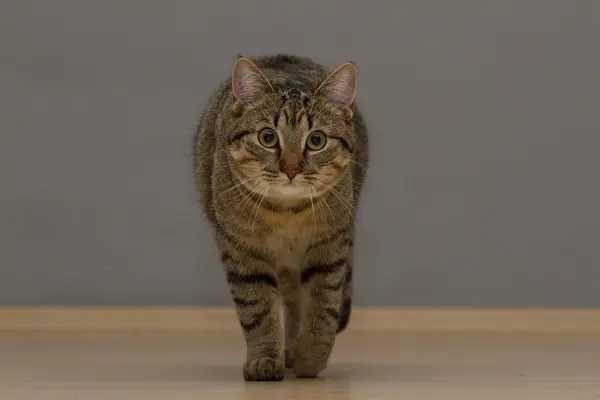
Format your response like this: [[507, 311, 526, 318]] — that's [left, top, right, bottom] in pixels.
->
[[226, 57, 358, 202]]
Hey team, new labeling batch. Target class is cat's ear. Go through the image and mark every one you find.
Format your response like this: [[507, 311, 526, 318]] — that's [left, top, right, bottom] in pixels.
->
[[231, 57, 273, 106], [315, 62, 358, 112]]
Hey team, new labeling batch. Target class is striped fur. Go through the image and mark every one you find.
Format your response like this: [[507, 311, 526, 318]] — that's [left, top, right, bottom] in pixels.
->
[[194, 54, 369, 381]]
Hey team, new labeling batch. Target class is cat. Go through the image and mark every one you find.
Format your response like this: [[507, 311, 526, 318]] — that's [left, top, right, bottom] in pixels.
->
[[194, 54, 369, 381]]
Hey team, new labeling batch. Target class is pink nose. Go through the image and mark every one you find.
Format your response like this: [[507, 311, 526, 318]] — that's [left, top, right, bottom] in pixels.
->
[[282, 169, 301, 180]]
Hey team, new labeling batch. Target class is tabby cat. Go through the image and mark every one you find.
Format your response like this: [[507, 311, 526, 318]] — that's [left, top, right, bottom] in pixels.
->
[[194, 54, 369, 381]]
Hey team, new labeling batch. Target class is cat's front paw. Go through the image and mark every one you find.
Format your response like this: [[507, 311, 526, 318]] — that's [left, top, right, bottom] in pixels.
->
[[243, 357, 284, 381]]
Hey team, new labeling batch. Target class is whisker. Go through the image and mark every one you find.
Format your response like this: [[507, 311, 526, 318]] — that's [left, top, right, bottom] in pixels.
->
[[250, 183, 270, 233], [243, 181, 269, 234], [318, 190, 336, 224], [315, 190, 330, 234], [312, 177, 356, 224], [213, 175, 259, 201], [308, 187, 317, 246], [226, 182, 266, 226], [221, 184, 256, 209], [319, 171, 365, 187]]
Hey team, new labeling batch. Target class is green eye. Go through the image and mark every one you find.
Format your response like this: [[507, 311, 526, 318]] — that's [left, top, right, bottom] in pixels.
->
[[306, 131, 327, 151], [258, 128, 279, 148]]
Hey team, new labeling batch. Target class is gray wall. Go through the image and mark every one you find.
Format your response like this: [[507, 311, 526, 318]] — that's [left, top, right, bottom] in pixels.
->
[[1, 0, 599, 307]]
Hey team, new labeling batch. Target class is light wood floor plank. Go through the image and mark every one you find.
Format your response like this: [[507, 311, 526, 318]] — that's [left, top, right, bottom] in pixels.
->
[[1, 307, 600, 332], [1, 329, 599, 399]]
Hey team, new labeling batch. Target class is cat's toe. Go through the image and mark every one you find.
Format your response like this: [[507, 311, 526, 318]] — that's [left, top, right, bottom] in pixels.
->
[[243, 358, 284, 381]]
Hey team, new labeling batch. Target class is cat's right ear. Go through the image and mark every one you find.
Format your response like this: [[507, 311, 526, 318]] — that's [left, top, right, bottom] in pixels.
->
[[231, 57, 273, 112]]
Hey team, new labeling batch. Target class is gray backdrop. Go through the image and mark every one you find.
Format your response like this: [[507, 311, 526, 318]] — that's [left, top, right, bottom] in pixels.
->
[[1, 0, 599, 307]]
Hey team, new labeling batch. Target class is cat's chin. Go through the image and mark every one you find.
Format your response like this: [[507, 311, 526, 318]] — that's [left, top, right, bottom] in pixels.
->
[[266, 184, 322, 202]]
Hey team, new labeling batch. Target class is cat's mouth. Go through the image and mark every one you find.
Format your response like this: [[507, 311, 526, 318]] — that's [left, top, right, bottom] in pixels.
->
[[235, 170, 333, 202], [269, 176, 339, 201]]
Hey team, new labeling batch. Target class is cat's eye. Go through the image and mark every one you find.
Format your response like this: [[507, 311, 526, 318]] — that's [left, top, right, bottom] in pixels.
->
[[306, 131, 327, 151], [258, 128, 279, 148]]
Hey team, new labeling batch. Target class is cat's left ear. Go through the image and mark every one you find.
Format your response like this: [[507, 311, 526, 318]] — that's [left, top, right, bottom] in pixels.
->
[[315, 62, 358, 115], [231, 57, 274, 107]]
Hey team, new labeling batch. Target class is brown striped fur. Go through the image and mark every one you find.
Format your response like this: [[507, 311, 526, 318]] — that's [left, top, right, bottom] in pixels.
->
[[194, 54, 369, 381]]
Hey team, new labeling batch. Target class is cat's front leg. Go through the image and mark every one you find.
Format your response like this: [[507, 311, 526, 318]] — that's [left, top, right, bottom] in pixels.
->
[[221, 249, 284, 381], [293, 255, 348, 378]]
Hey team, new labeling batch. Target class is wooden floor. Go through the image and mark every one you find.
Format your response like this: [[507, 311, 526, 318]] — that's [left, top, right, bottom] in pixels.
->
[[1, 328, 599, 399]]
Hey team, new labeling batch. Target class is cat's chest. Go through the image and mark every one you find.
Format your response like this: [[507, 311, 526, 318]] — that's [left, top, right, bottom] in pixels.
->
[[259, 211, 324, 268]]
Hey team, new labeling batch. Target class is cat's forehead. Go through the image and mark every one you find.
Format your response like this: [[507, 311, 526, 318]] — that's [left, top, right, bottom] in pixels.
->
[[275, 88, 313, 130], [279, 88, 311, 106]]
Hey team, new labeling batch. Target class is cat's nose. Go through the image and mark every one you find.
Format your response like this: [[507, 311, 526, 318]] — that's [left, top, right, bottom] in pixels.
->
[[281, 168, 302, 181]]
